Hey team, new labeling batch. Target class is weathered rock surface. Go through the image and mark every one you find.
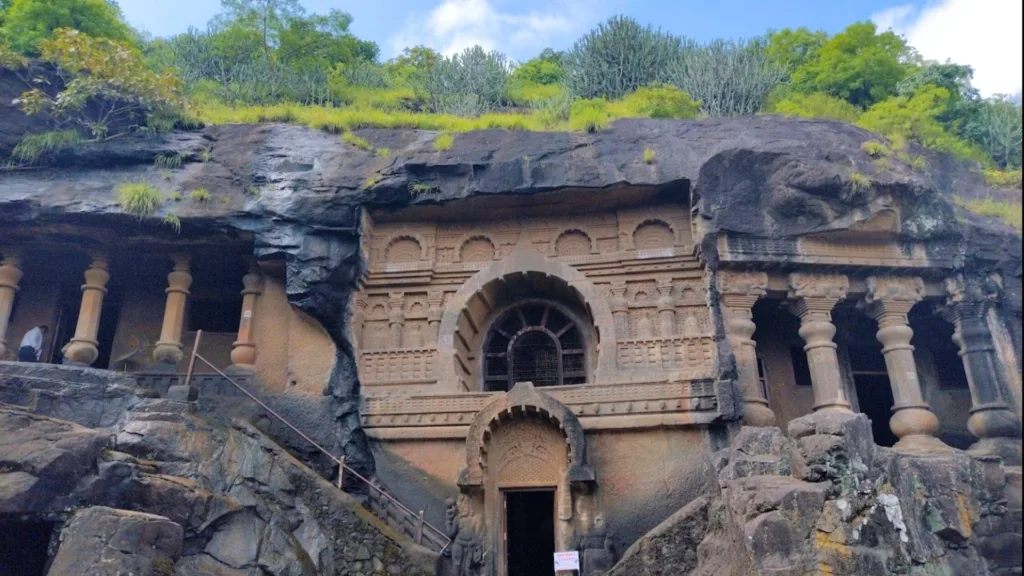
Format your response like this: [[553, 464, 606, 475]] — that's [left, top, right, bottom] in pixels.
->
[[609, 412, 1023, 576], [46, 506, 183, 576], [2, 118, 1021, 475], [0, 365, 435, 575]]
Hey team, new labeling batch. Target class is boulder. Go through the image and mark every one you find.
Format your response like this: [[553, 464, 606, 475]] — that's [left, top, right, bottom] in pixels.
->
[[47, 506, 183, 576], [0, 408, 109, 513]]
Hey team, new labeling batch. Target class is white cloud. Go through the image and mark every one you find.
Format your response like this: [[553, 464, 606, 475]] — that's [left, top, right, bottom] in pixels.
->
[[388, 0, 596, 62], [872, 0, 1023, 97]]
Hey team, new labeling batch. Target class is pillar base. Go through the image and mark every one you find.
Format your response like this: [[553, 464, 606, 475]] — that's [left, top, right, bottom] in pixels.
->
[[226, 364, 255, 377], [742, 400, 777, 427], [968, 437, 1023, 466], [892, 434, 955, 456], [166, 384, 197, 402]]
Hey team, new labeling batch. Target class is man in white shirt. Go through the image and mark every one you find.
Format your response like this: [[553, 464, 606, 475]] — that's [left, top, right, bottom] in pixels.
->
[[18, 325, 48, 362]]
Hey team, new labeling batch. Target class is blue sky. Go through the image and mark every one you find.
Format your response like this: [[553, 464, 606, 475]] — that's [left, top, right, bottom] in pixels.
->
[[118, 0, 1022, 96]]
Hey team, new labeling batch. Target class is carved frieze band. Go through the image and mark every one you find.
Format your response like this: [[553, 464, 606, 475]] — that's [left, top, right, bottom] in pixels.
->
[[361, 379, 719, 428], [360, 347, 438, 385], [616, 336, 714, 378]]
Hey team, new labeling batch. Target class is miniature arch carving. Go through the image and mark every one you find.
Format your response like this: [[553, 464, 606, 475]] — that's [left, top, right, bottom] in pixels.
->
[[457, 234, 498, 263], [383, 234, 427, 263], [458, 382, 595, 488], [551, 228, 595, 257], [629, 218, 676, 251]]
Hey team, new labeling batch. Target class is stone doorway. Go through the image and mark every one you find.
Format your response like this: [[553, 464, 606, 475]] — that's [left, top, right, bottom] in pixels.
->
[[504, 489, 556, 576]]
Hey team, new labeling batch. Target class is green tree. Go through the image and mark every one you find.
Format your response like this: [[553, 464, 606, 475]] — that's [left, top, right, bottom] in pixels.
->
[[791, 22, 912, 108], [772, 92, 863, 123], [16, 28, 187, 142], [563, 15, 690, 100], [513, 48, 564, 85], [857, 85, 986, 161], [971, 96, 1023, 168], [766, 27, 827, 72], [277, 9, 377, 70], [0, 0, 135, 55], [216, 0, 303, 60]]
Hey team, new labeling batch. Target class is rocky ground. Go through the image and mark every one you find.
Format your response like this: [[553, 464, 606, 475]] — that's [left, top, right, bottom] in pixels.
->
[[607, 411, 1023, 576], [0, 362, 436, 576]]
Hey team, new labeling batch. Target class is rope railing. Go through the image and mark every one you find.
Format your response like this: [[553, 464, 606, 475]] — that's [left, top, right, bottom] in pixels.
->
[[183, 330, 451, 553]]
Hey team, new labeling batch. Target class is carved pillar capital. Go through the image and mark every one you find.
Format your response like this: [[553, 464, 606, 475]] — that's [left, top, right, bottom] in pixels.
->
[[865, 275, 924, 326], [717, 270, 768, 313], [788, 273, 849, 315]]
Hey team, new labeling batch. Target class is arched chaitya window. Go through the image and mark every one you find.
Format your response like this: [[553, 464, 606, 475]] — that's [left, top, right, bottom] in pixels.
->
[[483, 302, 586, 391]]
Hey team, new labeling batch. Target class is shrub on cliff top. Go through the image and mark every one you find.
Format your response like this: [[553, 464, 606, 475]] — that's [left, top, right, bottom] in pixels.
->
[[15, 28, 188, 140]]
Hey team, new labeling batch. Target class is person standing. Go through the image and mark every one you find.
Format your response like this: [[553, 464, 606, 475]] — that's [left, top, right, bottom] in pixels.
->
[[18, 325, 48, 362]]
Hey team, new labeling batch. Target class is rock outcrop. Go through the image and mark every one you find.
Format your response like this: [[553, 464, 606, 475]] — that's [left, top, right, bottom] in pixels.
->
[[3, 118, 1020, 475], [608, 412, 1023, 576], [0, 363, 436, 576]]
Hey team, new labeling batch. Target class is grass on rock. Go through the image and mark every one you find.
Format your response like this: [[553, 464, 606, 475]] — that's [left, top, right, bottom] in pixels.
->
[[116, 182, 164, 218]]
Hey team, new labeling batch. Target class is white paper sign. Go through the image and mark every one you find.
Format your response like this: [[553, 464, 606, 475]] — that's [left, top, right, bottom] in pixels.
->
[[553, 551, 580, 571]]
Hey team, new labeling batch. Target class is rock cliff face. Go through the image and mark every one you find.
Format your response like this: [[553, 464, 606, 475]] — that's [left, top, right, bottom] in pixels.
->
[[608, 412, 1023, 576], [2, 117, 1021, 476], [0, 362, 436, 575], [1, 117, 1022, 575]]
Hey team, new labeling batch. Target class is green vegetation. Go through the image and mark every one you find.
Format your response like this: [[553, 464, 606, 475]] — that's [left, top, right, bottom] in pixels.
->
[[188, 188, 211, 202], [409, 182, 434, 193], [199, 148, 213, 163], [376, 147, 391, 158], [162, 213, 182, 233], [154, 152, 184, 169], [11, 129, 83, 163], [364, 176, 377, 188], [116, 182, 164, 218], [433, 133, 453, 151], [643, 147, 655, 164], [342, 131, 373, 151], [960, 198, 1023, 230], [0, 0, 135, 55], [984, 169, 1023, 189], [169, 191, 183, 202], [246, 185, 262, 197], [861, 140, 892, 158], [848, 171, 871, 193], [0, 3, 1020, 176]]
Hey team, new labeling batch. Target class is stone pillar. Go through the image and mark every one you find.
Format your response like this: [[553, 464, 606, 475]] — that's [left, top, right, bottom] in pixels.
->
[[788, 273, 852, 413], [0, 252, 23, 359], [152, 255, 192, 367], [865, 276, 948, 453], [229, 263, 263, 370], [943, 275, 1022, 463], [609, 282, 629, 340], [63, 254, 110, 366], [718, 270, 775, 426], [388, 292, 405, 348], [656, 279, 676, 337], [427, 291, 444, 345]]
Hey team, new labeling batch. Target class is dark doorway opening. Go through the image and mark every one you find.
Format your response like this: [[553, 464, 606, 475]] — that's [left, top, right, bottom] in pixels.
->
[[50, 287, 81, 364], [0, 520, 55, 576], [836, 306, 899, 447], [505, 489, 555, 576], [94, 287, 123, 369]]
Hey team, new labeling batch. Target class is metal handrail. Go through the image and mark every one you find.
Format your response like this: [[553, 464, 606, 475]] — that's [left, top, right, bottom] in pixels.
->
[[183, 330, 451, 553]]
